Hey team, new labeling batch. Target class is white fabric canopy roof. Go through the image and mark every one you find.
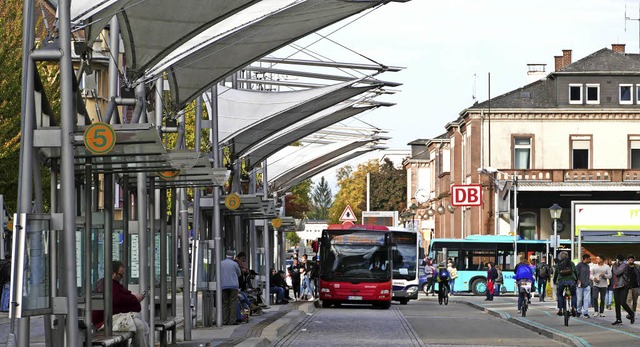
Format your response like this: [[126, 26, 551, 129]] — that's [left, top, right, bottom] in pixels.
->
[[243, 103, 378, 166], [204, 79, 381, 156], [150, 0, 390, 111]]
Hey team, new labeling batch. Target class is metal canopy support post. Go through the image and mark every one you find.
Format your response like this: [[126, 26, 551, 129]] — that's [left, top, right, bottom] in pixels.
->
[[249, 171, 258, 271], [210, 86, 223, 327], [104, 173, 114, 335], [262, 161, 270, 304], [180, 188, 192, 340], [513, 175, 518, 267], [159, 189, 168, 320], [137, 172, 149, 323], [193, 96, 203, 324], [84, 166, 93, 345], [60, 0, 80, 345], [148, 177, 156, 347]]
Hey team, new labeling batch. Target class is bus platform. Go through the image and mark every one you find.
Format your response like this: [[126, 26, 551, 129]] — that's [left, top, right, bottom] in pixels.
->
[[0, 299, 317, 347], [434, 293, 640, 347]]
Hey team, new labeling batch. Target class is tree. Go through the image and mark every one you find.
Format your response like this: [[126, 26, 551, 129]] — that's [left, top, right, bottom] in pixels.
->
[[308, 176, 332, 220], [370, 158, 406, 212], [329, 159, 407, 224], [284, 179, 312, 219]]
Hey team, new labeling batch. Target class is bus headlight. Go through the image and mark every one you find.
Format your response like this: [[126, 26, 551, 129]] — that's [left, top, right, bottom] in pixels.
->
[[407, 286, 418, 294], [380, 289, 390, 294]]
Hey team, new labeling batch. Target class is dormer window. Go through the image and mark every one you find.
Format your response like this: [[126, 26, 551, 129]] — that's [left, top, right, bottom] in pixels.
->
[[585, 84, 600, 104], [620, 84, 633, 104], [569, 84, 582, 104]]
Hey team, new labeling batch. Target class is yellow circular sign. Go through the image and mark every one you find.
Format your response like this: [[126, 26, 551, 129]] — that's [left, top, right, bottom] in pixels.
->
[[84, 122, 116, 155], [225, 193, 241, 210], [272, 218, 282, 229], [158, 170, 181, 180]]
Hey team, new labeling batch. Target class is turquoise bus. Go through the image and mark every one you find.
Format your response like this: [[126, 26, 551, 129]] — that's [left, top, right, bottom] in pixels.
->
[[428, 235, 568, 295]]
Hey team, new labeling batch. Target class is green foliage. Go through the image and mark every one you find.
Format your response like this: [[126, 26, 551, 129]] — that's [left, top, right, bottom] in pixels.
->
[[286, 231, 301, 246], [329, 159, 406, 224], [284, 179, 312, 219], [308, 176, 332, 220], [0, 0, 57, 212]]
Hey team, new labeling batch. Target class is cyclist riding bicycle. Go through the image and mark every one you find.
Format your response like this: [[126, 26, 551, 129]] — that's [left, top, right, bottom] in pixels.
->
[[514, 257, 535, 314], [436, 262, 451, 299], [553, 251, 578, 317]]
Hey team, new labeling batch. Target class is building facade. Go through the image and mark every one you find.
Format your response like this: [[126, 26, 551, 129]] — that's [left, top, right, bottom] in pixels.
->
[[407, 44, 640, 250]]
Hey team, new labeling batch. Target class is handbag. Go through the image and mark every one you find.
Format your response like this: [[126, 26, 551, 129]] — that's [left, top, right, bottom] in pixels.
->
[[112, 312, 137, 332]]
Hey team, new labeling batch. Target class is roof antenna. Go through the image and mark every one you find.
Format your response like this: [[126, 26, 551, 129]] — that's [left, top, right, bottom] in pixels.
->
[[472, 73, 477, 104], [625, 1, 640, 53]]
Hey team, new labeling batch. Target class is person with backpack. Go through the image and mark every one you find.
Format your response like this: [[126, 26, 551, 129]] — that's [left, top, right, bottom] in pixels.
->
[[494, 264, 504, 296], [553, 251, 577, 317], [435, 262, 450, 299], [447, 261, 458, 296], [536, 257, 551, 302]]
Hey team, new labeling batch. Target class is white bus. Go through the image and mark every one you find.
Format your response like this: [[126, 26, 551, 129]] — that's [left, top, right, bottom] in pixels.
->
[[389, 228, 421, 304]]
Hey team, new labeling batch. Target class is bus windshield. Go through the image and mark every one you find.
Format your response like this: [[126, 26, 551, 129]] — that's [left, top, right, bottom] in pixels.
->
[[320, 230, 391, 281], [391, 232, 418, 280]]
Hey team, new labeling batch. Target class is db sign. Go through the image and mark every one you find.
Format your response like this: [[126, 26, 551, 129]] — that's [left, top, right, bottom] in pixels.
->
[[450, 184, 482, 206]]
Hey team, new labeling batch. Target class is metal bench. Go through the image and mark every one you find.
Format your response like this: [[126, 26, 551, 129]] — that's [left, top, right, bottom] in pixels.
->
[[91, 331, 134, 347], [155, 316, 184, 347]]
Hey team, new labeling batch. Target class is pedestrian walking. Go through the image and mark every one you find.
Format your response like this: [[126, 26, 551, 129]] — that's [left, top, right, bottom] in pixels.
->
[[536, 257, 551, 302], [626, 255, 640, 316], [424, 258, 435, 296], [591, 254, 612, 317], [611, 254, 634, 325], [576, 253, 592, 318], [447, 261, 458, 295], [494, 264, 504, 296], [485, 262, 497, 301]]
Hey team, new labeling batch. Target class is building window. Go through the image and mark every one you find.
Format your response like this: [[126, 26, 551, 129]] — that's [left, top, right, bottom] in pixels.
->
[[569, 84, 583, 104], [620, 84, 633, 104], [513, 136, 531, 170], [630, 136, 640, 169], [518, 213, 537, 240], [571, 135, 591, 169], [585, 84, 599, 104], [636, 84, 640, 104]]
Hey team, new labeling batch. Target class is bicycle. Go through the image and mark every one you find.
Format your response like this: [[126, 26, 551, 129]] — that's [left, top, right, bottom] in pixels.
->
[[438, 283, 449, 305], [562, 284, 574, 326], [518, 280, 532, 317]]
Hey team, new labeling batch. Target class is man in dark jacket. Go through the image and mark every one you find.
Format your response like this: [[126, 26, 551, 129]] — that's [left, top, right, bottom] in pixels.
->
[[553, 251, 577, 317], [612, 254, 634, 325], [485, 262, 498, 301], [626, 255, 640, 318]]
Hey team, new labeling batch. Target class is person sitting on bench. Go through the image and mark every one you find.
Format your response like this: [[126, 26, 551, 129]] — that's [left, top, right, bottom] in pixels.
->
[[93, 260, 150, 347]]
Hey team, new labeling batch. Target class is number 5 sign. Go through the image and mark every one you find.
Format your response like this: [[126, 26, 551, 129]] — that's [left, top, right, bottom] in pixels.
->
[[84, 122, 116, 155], [450, 184, 482, 206]]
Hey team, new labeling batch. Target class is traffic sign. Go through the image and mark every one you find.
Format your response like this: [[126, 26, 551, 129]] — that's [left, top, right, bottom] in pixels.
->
[[339, 205, 357, 222], [84, 122, 116, 155], [272, 218, 282, 229], [450, 184, 483, 206], [225, 193, 241, 210]]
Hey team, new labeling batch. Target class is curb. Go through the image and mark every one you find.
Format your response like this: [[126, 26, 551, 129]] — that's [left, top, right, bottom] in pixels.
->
[[257, 302, 316, 344], [454, 299, 587, 347]]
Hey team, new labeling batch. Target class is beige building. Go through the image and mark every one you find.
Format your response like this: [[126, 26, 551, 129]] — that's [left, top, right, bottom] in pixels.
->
[[406, 44, 640, 250]]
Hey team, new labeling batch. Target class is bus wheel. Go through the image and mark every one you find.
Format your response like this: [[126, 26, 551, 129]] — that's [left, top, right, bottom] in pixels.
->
[[471, 278, 487, 296], [321, 300, 331, 308]]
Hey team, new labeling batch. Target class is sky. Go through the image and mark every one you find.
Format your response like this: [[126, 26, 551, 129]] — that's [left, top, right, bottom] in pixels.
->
[[277, 0, 640, 192]]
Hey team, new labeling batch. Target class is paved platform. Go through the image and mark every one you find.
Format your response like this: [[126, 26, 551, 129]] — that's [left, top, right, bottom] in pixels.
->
[[439, 293, 640, 347]]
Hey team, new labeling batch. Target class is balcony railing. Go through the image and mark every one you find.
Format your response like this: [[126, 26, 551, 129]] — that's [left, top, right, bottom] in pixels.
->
[[491, 169, 640, 183]]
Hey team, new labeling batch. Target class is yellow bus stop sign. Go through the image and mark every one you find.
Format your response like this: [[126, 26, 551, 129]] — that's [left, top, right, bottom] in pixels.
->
[[272, 218, 282, 229], [225, 193, 241, 210], [84, 122, 116, 155], [157, 170, 181, 180]]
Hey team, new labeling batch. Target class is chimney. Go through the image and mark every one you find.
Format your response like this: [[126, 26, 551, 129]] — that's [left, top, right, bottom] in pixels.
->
[[554, 56, 564, 71], [562, 49, 572, 67], [612, 43, 626, 53]]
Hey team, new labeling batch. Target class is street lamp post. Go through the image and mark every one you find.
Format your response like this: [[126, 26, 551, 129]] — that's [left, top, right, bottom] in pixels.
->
[[549, 203, 563, 261], [409, 203, 418, 230]]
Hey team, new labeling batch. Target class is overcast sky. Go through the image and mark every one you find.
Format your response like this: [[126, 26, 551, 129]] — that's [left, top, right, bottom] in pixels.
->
[[277, 0, 640, 192]]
